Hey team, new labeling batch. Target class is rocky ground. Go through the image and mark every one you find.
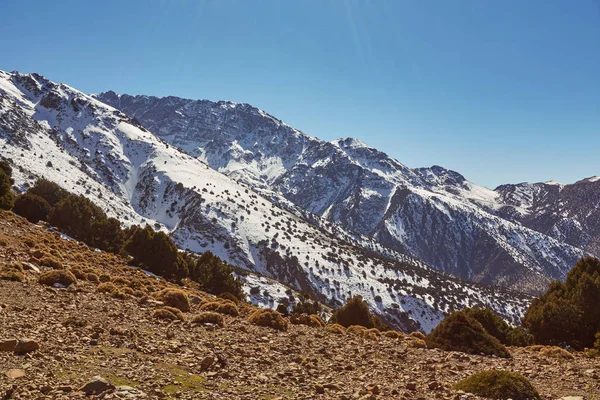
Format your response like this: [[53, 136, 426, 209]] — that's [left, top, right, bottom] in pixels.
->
[[0, 211, 599, 400]]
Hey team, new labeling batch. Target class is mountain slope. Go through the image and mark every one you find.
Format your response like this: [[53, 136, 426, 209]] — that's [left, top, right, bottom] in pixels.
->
[[0, 70, 532, 332], [95, 92, 588, 293]]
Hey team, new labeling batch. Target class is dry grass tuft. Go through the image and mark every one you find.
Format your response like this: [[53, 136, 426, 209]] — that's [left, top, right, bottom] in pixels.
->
[[200, 300, 239, 317], [192, 312, 224, 327], [248, 308, 289, 331], [325, 324, 346, 335], [290, 314, 325, 328], [155, 288, 190, 312], [409, 331, 426, 340], [97, 282, 118, 294], [38, 269, 77, 287], [346, 325, 368, 336], [0, 263, 26, 282], [406, 337, 427, 349], [382, 330, 404, 339], [152, 306, 184, 321], [539, 346, 574, 360]]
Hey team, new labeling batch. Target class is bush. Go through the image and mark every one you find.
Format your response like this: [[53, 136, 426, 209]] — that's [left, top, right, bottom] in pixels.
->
[[290, 314, 325, 328], [97, 282, 117, 294], [0, 169, 14, 211], [13, 193, 51, 223], [27, 179, 68, 206], [465, 307, 533, 347], [523, 257, 600, 349], [325, 324, 346, 335], [192, 312, 224, 327], [99, 273, 111, 282], [218, 292, 240, 303], [38, 269, 77, 287], [382, 330, 403, 339], [538, 346, 574, 360], [409, 331, 426, 340], [39, 256, 62, 269], [0, 263, 25, 282], [200, 300, 239, 316], [426, 311, 510, 358], [346, 325, 368, 336], [248, 308, 288, 331], [152, 306, 184, 321], [329, 296, 379, 329], [406, 337, 427, 348], [453, 370, 540, 400], [189, 251, 244, 300], [276, 303, 289, 316], [155, 288, 190, 312], [87, 273, 99, 282]]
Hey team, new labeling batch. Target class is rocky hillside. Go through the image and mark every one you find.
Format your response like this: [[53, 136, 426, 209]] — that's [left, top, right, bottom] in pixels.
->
[[0, 71, 532, 332], [0, 211, 597, 399], [95, 91, 593, 294]]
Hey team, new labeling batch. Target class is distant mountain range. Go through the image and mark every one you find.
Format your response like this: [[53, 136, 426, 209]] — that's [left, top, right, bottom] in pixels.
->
[[96, 91, 598, 294], [1, 70, 596, 332]]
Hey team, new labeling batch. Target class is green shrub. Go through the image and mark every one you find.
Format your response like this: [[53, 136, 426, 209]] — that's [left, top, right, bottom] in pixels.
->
[[329, 296, 379, 329], [248, 308, 288, 331], [13, 193, 51, 223], [464, 307, 533, 347], [453, 370, 540, 400], [426, 310, 510, 358], [0, 169, 14, 211], [188, 251, 244, 300], [192, 312, 224, 327], [523, 257, 600, 349], [505, 327, 534, 347], [27, 179, 68, 206]]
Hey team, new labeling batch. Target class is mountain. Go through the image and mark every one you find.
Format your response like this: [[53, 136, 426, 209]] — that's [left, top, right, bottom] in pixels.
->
[[94, 92, 592, 294], [0, 70, 533, 332]]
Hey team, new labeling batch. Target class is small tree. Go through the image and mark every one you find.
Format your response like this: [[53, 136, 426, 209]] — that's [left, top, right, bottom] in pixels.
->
[[0, 169, 14, 211], [13, 193, 51, 223]]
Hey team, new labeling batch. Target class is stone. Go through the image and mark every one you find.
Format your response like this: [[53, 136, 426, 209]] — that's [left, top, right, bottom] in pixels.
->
[[0, 338, 18, 352], [21, 262, 40, 273], [79, 376, 115, 395], [6, 369, 26, 379], [315, 384, 325, 394], [200, 355, 215, 370], [14, 338, 39, 353], [406, 382, 417, 390], [114, 385, 148, 399]]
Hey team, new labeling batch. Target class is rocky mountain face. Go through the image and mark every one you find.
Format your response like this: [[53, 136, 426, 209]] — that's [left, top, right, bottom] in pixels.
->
[[495, 178, 600, 257], [0, 71, 535, 332], [95, 92, 594, 294]]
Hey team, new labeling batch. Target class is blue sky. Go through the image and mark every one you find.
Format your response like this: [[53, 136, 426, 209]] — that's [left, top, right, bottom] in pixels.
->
[[1, 0, 598, 188]]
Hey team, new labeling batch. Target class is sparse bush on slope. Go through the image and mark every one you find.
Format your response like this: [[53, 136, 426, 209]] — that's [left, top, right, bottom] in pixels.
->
[[464, 307, 534, 347], [38, 269, 77, 287], [155, 288, 190, 312], [329, 296, 388, 330], [454, 370, 540, 400], [426, 310, 510, 358]]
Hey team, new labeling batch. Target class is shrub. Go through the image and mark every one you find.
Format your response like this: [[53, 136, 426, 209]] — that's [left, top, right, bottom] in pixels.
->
[[325, 324, 346, 335], [453, 370, 540, 400], [0, 263, 25, 282], [188, 251, 244, 300], [218, 292, 240, 303], [290, 314, 325, 328], [0, 169, 14, 211], [70, 267, 86, 280], [27, 179, 68, 206], [505, 327, 534, 347], [13, 193, 51, 223], [329, 296, 378, 329], [155, 288, 190, 312], [99, 273, 111, 282], [97, 282, 117, 294], [87, 273, 99, 282], [276, 303, 289, 316], [152, 306, 184, 321], [406, 337, 427, 348], [465, 307, 533, 347], [538, 346, 574, 360], [382, 330, 403, 339], [113, 287, 134, 299], [409, 331, 426, 340], [38, 269, 77, 287], [248, 308, 288, 331], [426, 311, 510, 358], [346, 325, 368, 336], [200, 300, 239, 316], [523, 256, 600, 349], [39, 256, 62, 269], [192, 312, 224, 327]]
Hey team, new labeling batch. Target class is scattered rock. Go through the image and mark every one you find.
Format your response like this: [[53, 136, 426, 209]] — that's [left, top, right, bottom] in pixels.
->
[[79, 376, 115, 395], [14, 338, 39, 353], [114, 385, 148, 398], [5, 369, 26, 379], [0, 338, 18, 352]]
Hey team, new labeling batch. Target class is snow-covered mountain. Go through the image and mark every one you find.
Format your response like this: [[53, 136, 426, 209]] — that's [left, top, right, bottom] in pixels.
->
[[95, 91, 590, 294], [0, 70, 533, 332]]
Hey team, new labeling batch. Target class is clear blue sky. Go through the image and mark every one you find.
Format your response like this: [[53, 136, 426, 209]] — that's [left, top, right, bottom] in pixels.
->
[[1, 0, 598, 188]]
